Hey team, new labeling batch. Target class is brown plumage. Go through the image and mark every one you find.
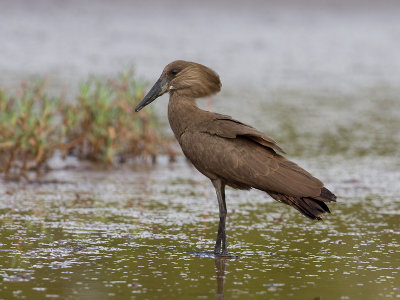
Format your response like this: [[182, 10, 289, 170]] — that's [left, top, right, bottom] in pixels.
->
[[135, 60, 336, 255]]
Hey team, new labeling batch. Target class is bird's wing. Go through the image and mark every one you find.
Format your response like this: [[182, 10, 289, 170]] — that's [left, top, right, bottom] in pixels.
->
[[200, 114, 285, 154], [182, 113, 325, 197], [180, 130, 323, 198]]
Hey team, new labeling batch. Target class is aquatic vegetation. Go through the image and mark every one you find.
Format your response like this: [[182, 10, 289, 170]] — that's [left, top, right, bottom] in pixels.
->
[[60, 70, 175, 163], [0, 72, 175, 180], [0, 80, 61, 180]]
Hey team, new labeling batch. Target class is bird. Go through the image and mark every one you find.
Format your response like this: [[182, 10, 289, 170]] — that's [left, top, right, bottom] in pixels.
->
[[135, 60, 336, 256]]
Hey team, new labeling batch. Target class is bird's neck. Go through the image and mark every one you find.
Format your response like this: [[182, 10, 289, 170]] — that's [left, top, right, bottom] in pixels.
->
[[168, 94, 200, 142]]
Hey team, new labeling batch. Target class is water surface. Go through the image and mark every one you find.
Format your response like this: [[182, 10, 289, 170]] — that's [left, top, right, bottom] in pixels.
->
[[0, 154, 399, 299]]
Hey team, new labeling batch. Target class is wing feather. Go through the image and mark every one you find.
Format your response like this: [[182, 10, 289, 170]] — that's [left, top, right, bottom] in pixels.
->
[[180, 130, 322, 198], [200, 114, 286, 154]]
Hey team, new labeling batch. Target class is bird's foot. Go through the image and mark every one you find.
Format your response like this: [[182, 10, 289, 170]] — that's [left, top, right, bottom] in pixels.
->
[[187, 251, 218, 258], [214, 248, 239, 259], [215, 251, 239, 259], [187, 251, 238, 259]]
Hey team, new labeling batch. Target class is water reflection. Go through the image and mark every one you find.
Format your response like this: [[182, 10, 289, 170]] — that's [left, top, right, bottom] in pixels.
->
[[215, 257, 228, 300], [187, 254, 236, 300]]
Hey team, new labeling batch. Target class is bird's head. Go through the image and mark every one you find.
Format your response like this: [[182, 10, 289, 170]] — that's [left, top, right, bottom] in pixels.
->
[[135, 60, 221, 112]]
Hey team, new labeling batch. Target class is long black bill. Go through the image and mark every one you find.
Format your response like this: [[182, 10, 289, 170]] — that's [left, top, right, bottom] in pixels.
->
[[135, 77, 166, 112]]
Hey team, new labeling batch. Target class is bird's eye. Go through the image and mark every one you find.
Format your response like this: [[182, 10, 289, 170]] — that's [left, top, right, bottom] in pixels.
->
[[171, 69, 179, 75]]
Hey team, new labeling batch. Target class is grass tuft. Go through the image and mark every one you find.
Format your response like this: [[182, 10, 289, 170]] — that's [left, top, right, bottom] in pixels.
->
[[0, 80, 61, 180], [0, 71, 176, 181]]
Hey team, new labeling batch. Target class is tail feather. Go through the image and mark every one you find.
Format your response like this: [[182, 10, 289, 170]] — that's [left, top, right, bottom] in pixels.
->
[[317, 187, 337, 202], [268, 187, 336, 220], [290, 198, 324, 220], [302, 198, 330, 217]]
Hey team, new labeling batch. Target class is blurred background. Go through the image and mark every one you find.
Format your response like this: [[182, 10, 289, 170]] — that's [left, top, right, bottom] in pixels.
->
[[2, 0, 400, 90], [1, 0, 400, 299], [2, 0, 400, 151]]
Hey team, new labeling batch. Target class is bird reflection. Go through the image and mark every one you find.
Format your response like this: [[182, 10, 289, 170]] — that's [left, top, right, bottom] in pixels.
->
[[215, 257, 228, 300]]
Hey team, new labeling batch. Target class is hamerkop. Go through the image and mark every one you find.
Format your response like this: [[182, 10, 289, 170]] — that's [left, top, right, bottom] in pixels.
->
[[135, 60, 336, 255]]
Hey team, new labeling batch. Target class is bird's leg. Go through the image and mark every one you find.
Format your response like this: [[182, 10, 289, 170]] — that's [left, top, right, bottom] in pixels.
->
[[212, 179, 228, 255]]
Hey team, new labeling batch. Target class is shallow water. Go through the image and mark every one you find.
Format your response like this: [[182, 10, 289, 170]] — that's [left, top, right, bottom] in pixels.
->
[[0, 155, 399, 299], [1, 0, 400, 299]]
